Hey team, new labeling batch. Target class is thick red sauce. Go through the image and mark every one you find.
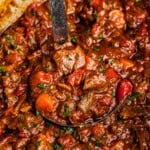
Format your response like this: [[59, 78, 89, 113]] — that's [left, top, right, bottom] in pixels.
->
[[0, 0, 149, 149]]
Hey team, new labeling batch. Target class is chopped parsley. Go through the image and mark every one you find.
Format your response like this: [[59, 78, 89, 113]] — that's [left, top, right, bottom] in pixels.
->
[[129, 92, 142, 101], [61, 127, 74, 134], [112, 91, 116, 97], [9, 42, 18, 49], [35, 141, 41, 148], [53, 143, 64, 150], [37, 83, 47, 89], [71, 35, 77, 44], [0, 66, 4, 73], [63, 104, 70, 116], [32, 122, 38, 127], [23, 124, 28, 130], [6, 50, 12, 55], [5, 34, 15, 40], [99, 34, 106, 40], [36, 110, 41, 117], [135, 107, 143, 113], [108, 59, 114, 64], [94, 140, 101, 147], [92, 46, 99, 51]]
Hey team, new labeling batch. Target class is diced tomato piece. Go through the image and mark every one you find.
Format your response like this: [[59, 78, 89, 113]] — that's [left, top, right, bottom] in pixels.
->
[[6, 51, 23, 64], [116, 79, 133, 102], [120, 58, 134, 69], [106, 68, 119, 79], [67, 69, 85, 86], [30, 71, 58, 87], [36, 93, 56, 113], [58, 134, 76, 149], [92, 124, 105, 138], [91, 0, 103, 10]]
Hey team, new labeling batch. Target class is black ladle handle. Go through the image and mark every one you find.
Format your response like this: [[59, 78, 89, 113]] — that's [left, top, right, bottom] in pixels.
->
[[49, 0, 68, 44]]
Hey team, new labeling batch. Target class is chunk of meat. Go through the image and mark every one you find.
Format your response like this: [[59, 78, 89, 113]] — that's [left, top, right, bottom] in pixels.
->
[[78, 92, 94, 113], [57, 134, 76, 149], [83, 72, 107, 90], [78, 128, 91, 143], [53, 46, 85, 75], [85, 56, 99, 70], [36, 93, 57, 113], [6, 51, 24, 65], [91, 0, 104, 10], [67, 69, 85, 86], [110, 140, 124, 150], [125, 2, 148, 28], [92, 124, 105, 138], [106, 68, 120, 79], [109, 10, 125, 29], [120, 58, 135, 69], [27, 133, 53, 150]]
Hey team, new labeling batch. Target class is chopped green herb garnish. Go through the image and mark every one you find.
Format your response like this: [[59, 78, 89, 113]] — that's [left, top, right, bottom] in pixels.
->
[[0, 66, 4, 73], [108, 59, 114, 64], [135, 107, 143, 113], [6, 34, 15, 40], [32, 122, 38, 127], [9, 43, 17, 49], [4, 72, 10, 76], [6, 50, 12, 55], [53, 143, 64, 150], [31, 11, 37, 16], [85, 28, 90, 34], [129, 92, 142, 100], [63, 104, 70, 116], [147, 113, 150, 119], [18, 50, 24, 55], [54, 133, 59, 138], [99, 34, 106, 40], [92, 46, 99, 51], [0, 44, 3, 49], [71, 35, 77, 44], [23, 124, 28, 130], [94, 140, 101, 147], [112, 91, 116, 97], [101, 134, 107, 139], [35, 141, 41, 148], [61, 127, 74, 134], [38, 83, 47, 89], [36, 110, 41, 117]]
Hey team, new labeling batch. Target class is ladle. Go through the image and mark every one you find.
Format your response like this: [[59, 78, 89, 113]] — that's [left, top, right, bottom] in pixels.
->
[[40, 0, 125, 127], [49, 0, 68, 44]]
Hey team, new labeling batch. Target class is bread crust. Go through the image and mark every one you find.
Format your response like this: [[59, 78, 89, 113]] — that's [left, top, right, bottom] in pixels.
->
[[0, 0, 40, 34]]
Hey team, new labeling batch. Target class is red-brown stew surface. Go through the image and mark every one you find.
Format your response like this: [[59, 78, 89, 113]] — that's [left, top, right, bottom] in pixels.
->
[[0, 0, 150, 149]]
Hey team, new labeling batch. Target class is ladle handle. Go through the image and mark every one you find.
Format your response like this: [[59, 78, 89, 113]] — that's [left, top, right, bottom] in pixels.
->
[[49, 0, 68, 44]]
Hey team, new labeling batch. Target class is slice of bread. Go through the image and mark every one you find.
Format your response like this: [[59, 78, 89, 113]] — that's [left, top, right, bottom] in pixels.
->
[[0, 0, 40, 34]]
